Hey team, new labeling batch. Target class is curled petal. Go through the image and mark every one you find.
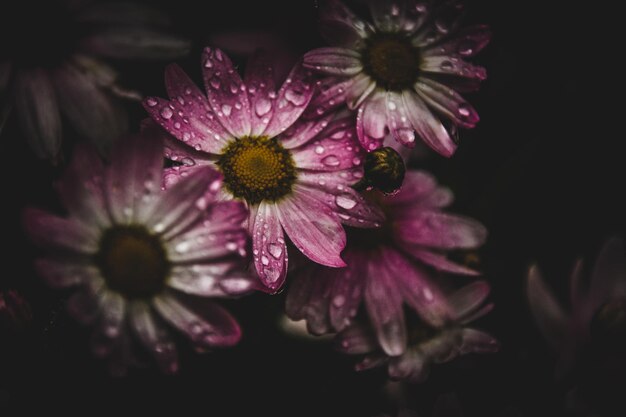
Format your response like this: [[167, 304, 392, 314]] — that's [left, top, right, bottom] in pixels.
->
[[526, 265, 568, 350]]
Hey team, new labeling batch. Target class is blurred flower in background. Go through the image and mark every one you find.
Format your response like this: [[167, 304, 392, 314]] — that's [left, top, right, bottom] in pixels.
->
[[143, 48, 384, 292], [0, 0, 190, 162], [304, 0, 489, 157], [23, 132, 256, 375], [0, 290, 33, 334]]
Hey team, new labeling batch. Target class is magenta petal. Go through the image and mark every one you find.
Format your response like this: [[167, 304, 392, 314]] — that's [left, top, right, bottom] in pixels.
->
[[404, 247, 480, 276], [23, 208, 98, 254], [386, 92, 417, 148], [319, 0, 373, 48], [35, 259, 99, 288], [202, 47, 252, 138], [345, 73, 376, 110], [244, 52, 277, 137], [252, 202, 288, 292], [168, 263, 234, 297], [277, 187, 346, 268], [145, 166, 220, 238], [154, 293, 241, 348], [280, 114, 335, 150], [57, 144, 110, 229], [129, 302, 179, 374], [329, 251, 364, 331], [303, 77, 350, 119], [526, 265, 568, 350], [402, 91, 456, 157], [304, 47, 363, 76], [104, 133, 164, 224], [285, 266, 316, 320], [415, 78, 479, 128], [394, 210, 487, 249], [364, 252, 407, 356], [357, 92, 388, 151], [423, 25, 492, 58], [162, 164, 210, 190], [263, 63, 315, 138], [335, 323, 378, 354], [421, 56, 487, 81]]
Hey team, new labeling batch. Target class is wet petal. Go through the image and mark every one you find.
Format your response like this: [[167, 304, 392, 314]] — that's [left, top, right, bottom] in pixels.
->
[[277, 186, 346, 268], [285, 266, 316, 320], [404, 247, 480, 276], [402, 90, 456, 157], [202, 47, 251, 138], [369, 0, 408, 32], [356, 91, 388, 151], [263, 63, 315, 137], [90, 291, 126, 358], [386, 92, 417, 148], [335, 323, 378, 354], [23, 208, 98, 254], [34, 259, 100, 288], [421, 56, 487, 81], [422, 24, 491, 58], [319, 0, 373, 48], [128, 302, 179, 374], [252, 202, 288, 292], [303, 77, 350, 119], [394, 211, 487, 249], [329, 251, 365, 331], [526, 265, 568, 350], [415, 78, 479, 128], [154, 292, 241, 348], [81, 27, 190, 60], [345, 73, 376, 110], [280, 114, 334, 150], [14, 69, 62, 160], [244, 52, 276, 136], [304, 47, 363, 76]]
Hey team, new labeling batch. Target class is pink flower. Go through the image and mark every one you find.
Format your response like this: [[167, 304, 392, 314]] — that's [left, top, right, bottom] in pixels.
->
[[0, 1, 190, 162], [303, 0, 490, 157], [23, 133, 255, 375], [286, 170, 490, 356], [143, 47, 384, 292]]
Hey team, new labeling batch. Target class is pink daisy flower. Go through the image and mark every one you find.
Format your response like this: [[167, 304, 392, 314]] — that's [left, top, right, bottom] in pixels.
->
[[303, 0, 490, 156], [286, 170, 489, 355], [23, 133, 255, 375], [143, 47, 384, 292]]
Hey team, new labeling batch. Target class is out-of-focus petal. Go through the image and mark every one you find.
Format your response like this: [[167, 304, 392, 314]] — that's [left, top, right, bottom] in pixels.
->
[[527, 265, 568, 350], [23, 208, 98, 254], [81, 27, 190, 60], [303, 47, 363, 76]]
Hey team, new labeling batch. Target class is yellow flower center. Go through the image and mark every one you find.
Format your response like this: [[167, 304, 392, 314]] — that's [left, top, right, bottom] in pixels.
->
[[217, 136, 297, 205], [95, 226, 170, 299], [362, 33, 422, 91]]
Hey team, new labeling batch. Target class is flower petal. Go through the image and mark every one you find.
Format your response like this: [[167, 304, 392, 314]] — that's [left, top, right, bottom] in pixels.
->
[[141, 118, 214, 165], [386, 170, 453, 210], [304, 47, 363, 76], [368, 0, 408, 32], [66, 279, 104, 325], [128, 302, 179, 374], [345, 73, 376, 110], [460, 328, 500, 354], [280, 114, 334, 150], [23, 208, 98, 254], [90, 290, 126, 358], [277, 186, 346, 268], [447, 281, 491, 321], [303, 275, 333, 335], [81, 27, 190, 60], [526, 264, 568, 350], [423, 24, 491, 58], [14, 69, 62, 160], [394, 210, 487, 249], [415, 78, 479, 128], [252, 202, 288, 292], [52, 63, 127, 157], [388, 349, 427, 382], [403, 247, 480, 276], [154, 292, 241, 348], [202, 47, 251, 138], [263, 63, 315, 137], [319, 0, 373, 48], [285, 265, 317, 320], [356, 91, 388, 151], [421, 56, 487, 81], [303, 77, 350, 119], [386, 92, 417, 148], [590, 238, 626, 310], [34, 259, 100, 288], [244, 52, 277, 137], [402, 90, 456, 157], [364, 250, 407, 356], [329, 251, 365, 331], [335, 323, 378, 354]]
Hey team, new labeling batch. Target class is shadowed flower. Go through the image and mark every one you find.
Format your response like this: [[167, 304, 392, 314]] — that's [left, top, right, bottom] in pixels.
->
[[0, 0, 190, 162], [0, 290, 33, 333], [304, 0, 489, 157], [23, 133, 255, 375], [286, 170, 488, 355], [335, 279, 497, 382], [143, 47, 384, 292]]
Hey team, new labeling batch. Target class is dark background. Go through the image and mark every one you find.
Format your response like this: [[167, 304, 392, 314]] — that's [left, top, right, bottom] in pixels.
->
[[1, 0, 625, 415]]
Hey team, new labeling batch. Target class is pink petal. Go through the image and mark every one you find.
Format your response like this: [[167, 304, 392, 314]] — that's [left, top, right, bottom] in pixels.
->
[[386, 171, 452, 209], [128, 302, 179, 374], [394, 211, 487, 249], [277, 186, 346, 268], [303, 77, 350, 119], [304, 47, 363, 76], [303, 275, 333, 335], [345, 73, 376, 110], [168, 262, 255, 297], [403, 247, 480, 276], [335, 323, 378, 354], [329, 250, 365, 331], [14, 69, 62, 160], [402, 91, 456, 157], [364, 252, 407, 356], [23, 208, 98, 254], [319, 0, 373, 48], [244, 52, 276, 137], [421, 56, 487, 81], [291, 117, 362, 172], [263, 63, 315, 138], [251, 201, 288, 292], [415, 78, 479, 128], [154, 292, 241, 348], [34, 259, 100, 288], [202, 47, 251, 138], [422, 25, 491, 58], [386, 92, 417, 148], [447, 281, 491, 321], [104, 133, 164, 224], [90, 290, 126, 358], [280, 114, 335, 150], [356, 91, 388, 151], [285, 266, 316, 320], [526, 265, 568, 350], [144, 166, 221, 238], [140, 118, 213, 166], [56, 144, 110, 229]]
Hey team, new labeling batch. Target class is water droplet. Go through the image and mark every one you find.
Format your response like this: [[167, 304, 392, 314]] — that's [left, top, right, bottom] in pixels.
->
[[209, 77, 221, 89], [387, 101, 397, 111], [190, 322, 203, 335], [226, 241, 238, 251], [331, 131, 345, 140], [230, 84, 239, 94], [105, 325, 119, 338], [182, 132, 191, 142], [160, 107, 173, 119], [390, 4, 400, 16], [335, 194, 357, 210], [423, 287, 434, 301], [261, 255, 270, 266], [333, 295, 346, 307], [254, 98, 272, 116], [458, 39, 475, 56], [285, 89, 307, 106], [263, 267, 281, 283], [175, 241, 191, 253], [221, 104, 232, 116], [268, 243, 283, 259], [177, 97, 185, 105], [215, 49, 223, 61], [314, 145, 325, 154], [458, 104, 472, 117], [322, 155, 340, 167], [204, 59, 213, 68], [195, 196, 208, 210], [146, 98, 158, 107], [396, 128, 415, 144], [440, 61, 454, 71]]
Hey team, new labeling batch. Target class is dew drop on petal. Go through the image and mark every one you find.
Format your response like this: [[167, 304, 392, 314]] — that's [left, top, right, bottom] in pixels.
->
[[314, 145, 325, 155], [146, 98, 157, 107], [387, 101, 397, 111], [333, 295, 346, 307], [263, 267, 281, 283], [226, 241, 238, 251], [221, 104, 232, 116], [396, 128, 415, 144], [160, 107, 173, 119], [261, 255, 270, 266], [268, 243, 283, 259], [209, 77, 221, 89], [254, 98, 272, 116], [458, 104, 471, 117], [335, 194, 357, 210], [285, 89, 307, 106], [322, 155, 340, 167], [440, 61, 454, 71]]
